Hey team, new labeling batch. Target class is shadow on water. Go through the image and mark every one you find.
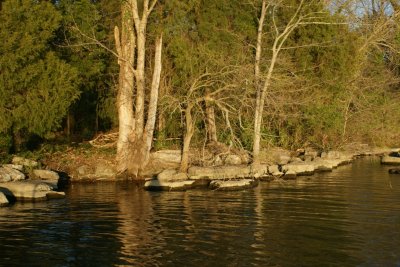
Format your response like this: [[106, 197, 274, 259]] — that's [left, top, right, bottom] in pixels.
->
[[0, 157, 400, 266]]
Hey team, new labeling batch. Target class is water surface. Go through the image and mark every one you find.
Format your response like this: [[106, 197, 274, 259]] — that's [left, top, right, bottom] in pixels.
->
[[1, 157, 400, 266]]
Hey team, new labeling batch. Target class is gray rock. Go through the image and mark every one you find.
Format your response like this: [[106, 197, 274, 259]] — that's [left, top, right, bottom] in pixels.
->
[[3, 164, 23, 171], [157, 169, 188, 182], [290, 157, 303, 163], [12, 156, 38, 168], [209, 179, 258, 191], [268, 165, 284, 177], [381, 156, 400, 165], [312, 158, 335, 171], [144, 179, 195, 191], [282, 162, 315, 176], [0, 166, 25, 182], [0, 192, 9, 207], [252, 164, 269, 179], [0, 181, 53, 201], [224, 154, 242, 165], [33, 169, 59, 181], [188, 165, 252, 180], [304, 149, 319, 160], [321, 151, 341, 160], [276, 155, 291, 165]]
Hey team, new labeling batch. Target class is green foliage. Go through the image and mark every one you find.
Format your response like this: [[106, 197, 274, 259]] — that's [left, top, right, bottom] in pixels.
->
[[0, 0, 80, 138]]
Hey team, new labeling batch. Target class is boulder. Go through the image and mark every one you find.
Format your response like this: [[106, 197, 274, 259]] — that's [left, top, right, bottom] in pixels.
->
[[209, 179, 258, 191], [0, 192, 9, 207], [268, 165, 284, 177], [282, 162, 315, 176], [321, 151, 341, 160], [12, 156, 38, 168], [311, 158, 336, 171], [304, 149, 319, 161], [224, 155, 242, 165], [252, 164, 269, 179], [389, 168, 400, 174], [381, 156, 400, 165], [157, 169, 188, 182], [0, 181, 55, 201], [3, 164, 23, 171], [290, 157, 303, 163], [144, 179, 195, 191], [276, 155, 291, 165], [32, 169, 60, 181], [0, 166, 25, 182], [188, 165, 252, 180]]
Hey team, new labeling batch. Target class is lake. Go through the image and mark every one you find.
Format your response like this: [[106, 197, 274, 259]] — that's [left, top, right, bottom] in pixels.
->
[[1, 157, 400, 266]]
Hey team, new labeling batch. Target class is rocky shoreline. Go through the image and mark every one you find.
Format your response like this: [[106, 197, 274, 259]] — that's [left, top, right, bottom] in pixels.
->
[[144, 147, 399, 191], [0, 156, 66, 207], [1, 146, 399, 207]]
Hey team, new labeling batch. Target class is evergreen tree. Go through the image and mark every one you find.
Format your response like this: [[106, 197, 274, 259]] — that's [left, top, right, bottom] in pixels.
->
[[0, 0, 80, 150]]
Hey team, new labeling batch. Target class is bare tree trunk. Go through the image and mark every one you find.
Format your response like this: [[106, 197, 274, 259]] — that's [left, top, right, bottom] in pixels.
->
[[135, 29, 146, 137], [252, 1, 305, 165], [115, 3, 136, 173], [205, 98, 218, 143], [252, 0, 267, 165], [180, 104, 194, 173], [141, 36, 163, 168]]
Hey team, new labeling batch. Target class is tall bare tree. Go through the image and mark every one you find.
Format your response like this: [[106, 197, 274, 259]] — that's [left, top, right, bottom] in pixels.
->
[[114, 0, 162, 177], [252, 0, 335, 164]]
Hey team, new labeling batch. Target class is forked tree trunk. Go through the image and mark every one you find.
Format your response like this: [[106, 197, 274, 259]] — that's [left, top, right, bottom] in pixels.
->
[[115, 0, 161, 177]]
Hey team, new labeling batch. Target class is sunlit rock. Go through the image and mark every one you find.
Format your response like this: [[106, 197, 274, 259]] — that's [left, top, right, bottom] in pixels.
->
[[209, 179, 258, 190], [381, 155, 400, 165], [0, 192, 9, 207], [0, 166, 25, 182], [144, 179, 195, 191], [0, 181, 54, 201], [157, 169, 188, 182], [282, 162, 315, 176], [268, 165, 284, 177], [3, 164, 23, 171], [33, 169, 59, 181], [252, 164, 269, 179], [11, 156, 38, 168], [188, 166, 252, 180]]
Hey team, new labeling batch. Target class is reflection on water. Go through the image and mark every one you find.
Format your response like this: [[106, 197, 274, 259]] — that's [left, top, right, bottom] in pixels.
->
[[1, 158, 400, 266]]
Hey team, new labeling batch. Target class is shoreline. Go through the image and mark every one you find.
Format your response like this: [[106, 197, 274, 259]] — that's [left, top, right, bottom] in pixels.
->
[[1, 146, 399, 207]]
